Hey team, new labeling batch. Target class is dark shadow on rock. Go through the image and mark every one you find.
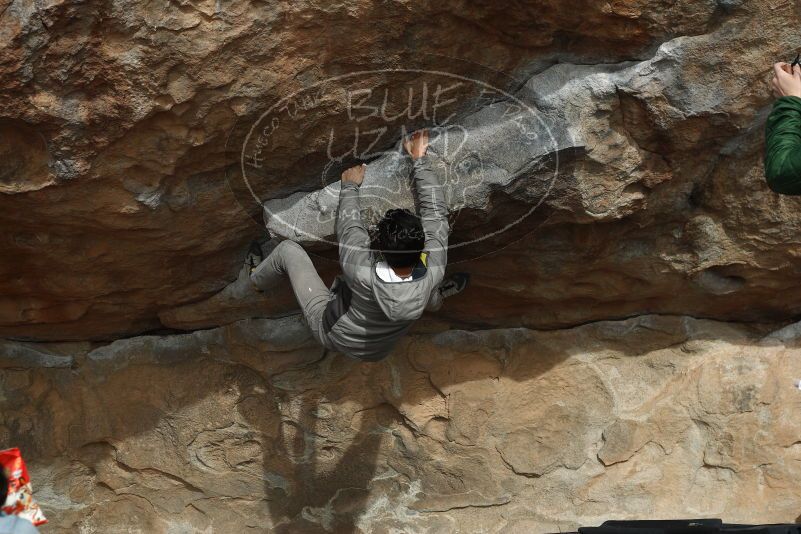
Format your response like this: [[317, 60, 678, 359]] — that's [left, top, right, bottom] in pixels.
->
[[234, 350, 391, 533], [0, 313, 789, 531]]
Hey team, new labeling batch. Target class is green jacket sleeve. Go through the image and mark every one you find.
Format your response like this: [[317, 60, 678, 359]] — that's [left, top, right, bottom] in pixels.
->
[[765, 96, 801, 195]]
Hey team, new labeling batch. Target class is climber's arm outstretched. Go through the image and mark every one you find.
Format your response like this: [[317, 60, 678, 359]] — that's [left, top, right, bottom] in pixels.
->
[[405, 130, 449, 287], [336, 164, 371, 284]]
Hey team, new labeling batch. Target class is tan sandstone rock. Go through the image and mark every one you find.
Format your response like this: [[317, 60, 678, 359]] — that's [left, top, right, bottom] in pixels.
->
[[2, 315, 801, 532]]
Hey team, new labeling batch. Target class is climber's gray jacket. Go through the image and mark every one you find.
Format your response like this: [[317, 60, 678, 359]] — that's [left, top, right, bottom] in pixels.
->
[[323, 154, 448, 361]]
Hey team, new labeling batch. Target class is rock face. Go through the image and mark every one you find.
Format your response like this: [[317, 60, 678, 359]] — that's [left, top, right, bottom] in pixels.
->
[[5, 0, 801, 531], [3, 315, 801, 532], [3, 0, 801, 339]]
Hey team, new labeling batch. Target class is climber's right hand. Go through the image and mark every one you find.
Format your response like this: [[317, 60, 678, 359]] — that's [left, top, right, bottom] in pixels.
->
[[773, 62, 801, 99], [404, 129, 429, 160], [341, 164, 366, 186]]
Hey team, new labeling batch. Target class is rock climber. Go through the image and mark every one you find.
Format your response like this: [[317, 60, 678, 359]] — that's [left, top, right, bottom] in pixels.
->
[[765, 58, 801, 194], [243, 129, 469, 361]]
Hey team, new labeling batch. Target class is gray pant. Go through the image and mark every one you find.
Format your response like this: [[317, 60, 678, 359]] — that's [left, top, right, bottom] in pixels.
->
[[249, 240, 333, 349], [250, 240, 444, 348]]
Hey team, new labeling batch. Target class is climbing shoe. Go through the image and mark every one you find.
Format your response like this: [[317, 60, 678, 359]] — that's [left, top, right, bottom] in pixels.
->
[[439, 272, 470, 299], [245, 240, 263, 274]]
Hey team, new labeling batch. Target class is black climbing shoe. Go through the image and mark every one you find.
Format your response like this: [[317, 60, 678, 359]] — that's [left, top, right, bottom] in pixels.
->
[[439, 272, 470, 299], [245, 240, 264, 274]]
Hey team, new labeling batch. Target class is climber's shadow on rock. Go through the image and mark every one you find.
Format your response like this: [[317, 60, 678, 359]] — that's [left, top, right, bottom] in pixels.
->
[[5, 314, 779, 532], [246, 352, 390, 534]]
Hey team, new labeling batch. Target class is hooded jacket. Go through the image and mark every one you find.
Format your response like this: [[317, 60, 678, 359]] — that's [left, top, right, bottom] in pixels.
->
[[322, 153, 449, 361], [765, 95, 801, 195]]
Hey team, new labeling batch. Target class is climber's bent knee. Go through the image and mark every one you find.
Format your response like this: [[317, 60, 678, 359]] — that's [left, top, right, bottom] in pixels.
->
[[249, 239, 312, 290], [275, 239, 304, 257], [273, 240, 311, 272]]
